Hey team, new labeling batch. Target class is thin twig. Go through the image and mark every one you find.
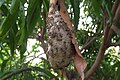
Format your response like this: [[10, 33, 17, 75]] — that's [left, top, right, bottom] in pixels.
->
[[25, 53, 45, 64], [81, 34, 102, 52]]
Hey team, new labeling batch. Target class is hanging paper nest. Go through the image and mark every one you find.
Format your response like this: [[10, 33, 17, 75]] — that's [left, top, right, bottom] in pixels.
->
[[46, 3, 74, 69]]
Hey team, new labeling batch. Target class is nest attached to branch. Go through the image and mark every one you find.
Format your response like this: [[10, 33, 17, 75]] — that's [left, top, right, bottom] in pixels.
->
[[46, 3, 74, 69]]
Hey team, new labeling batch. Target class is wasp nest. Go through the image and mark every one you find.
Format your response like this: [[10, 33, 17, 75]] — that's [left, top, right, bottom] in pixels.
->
[[46, 4, 73, 69]]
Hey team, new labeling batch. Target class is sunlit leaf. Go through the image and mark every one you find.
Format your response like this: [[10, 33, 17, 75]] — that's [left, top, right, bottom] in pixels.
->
[[0, 43, 10, 56], [1, 59, 9, 72]]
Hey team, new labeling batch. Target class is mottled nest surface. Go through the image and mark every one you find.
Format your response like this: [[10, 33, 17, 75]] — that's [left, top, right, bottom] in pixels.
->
[[46, 6, 74, 69]]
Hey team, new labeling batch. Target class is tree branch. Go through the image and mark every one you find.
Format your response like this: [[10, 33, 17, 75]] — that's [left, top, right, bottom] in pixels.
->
[[1, 68, 32, 80], [113, 3, 120, 25], [85, 25, 112, 79], [100, 5, 109, 20], [85, 1, 120, 79], [111, 24, 120, 37], [112, 0, 120, 17], [111, 2, 120, 37]]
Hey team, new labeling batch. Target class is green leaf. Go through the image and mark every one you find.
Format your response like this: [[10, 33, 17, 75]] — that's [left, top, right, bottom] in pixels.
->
[[19, 40, 27, 59], [0, 0, 20, 40], [0, 4, 9, 16], [7, 23, 18, 56], [0, 69, 14, 78], [0, 43, 10, 56], [8, 28, 16, 56], [26, 0, 39, 35], [17, 2, 25, 45], [18, 28, 26, 45], [0, 0, 5, 7], [23, 72, 34, 80], [91, 0, 101, 17], [28, 5, 40, 35], [32, 67, 57, 79], [0, 52, 4, 60], [1, 59, 9, 72], [10, 0, 19, 14], [105, 4, 113, 25], [70, 0, 80, 30], [74, 0, 80, 30], [20, 0, 26, 5], [114, 63, 120, 80], [43, 0, 49, 13], [19, 2, 25, 28]]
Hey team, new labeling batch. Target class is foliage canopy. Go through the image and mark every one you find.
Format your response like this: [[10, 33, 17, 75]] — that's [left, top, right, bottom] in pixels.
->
[[0, 0, 120, 80]]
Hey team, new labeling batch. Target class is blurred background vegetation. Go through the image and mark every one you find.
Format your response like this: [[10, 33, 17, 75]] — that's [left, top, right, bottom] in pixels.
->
[[0, 0, 120, 80]]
